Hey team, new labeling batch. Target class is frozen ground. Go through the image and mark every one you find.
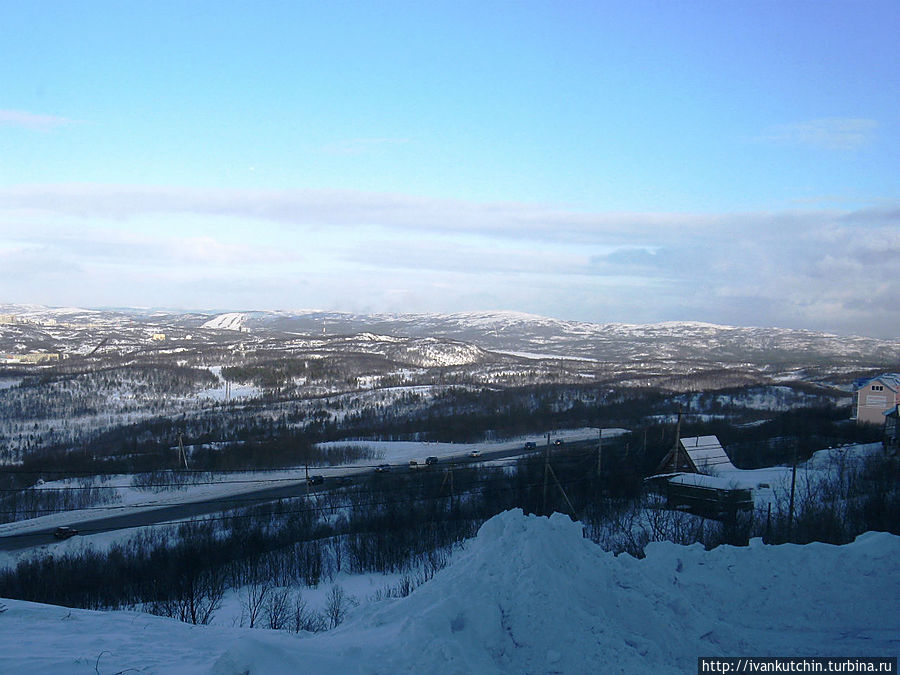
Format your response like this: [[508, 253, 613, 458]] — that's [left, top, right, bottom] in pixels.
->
[[0, 508, 896, 674]]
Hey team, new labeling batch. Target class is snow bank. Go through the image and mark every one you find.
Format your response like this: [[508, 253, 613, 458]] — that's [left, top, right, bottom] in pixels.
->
[[1, 510, 897, 674]]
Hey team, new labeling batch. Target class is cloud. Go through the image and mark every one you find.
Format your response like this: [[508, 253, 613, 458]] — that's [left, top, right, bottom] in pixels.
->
[[757, 118, 878, 150], [0, 183, 724, 244], [0, 109, 76, 131], [1, 183, 898, 338]]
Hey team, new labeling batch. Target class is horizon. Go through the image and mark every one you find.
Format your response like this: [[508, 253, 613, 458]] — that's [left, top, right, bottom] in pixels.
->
[[2, 2, 898, 338], [3, 301, 896, 342]]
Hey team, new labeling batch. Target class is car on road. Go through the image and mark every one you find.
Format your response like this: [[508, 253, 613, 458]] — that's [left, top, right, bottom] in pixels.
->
[[553, 439, 564, 446], [524, 441, 536, 450], [469, 449, 481, 458], [375, 464, 391, 473], [425, 456, 439, 466], [409, 459, 418, 468], [308, 475, 325, 485], [53, 526, 78, 540]]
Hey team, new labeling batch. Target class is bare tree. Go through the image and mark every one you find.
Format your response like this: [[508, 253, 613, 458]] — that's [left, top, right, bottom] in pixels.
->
[[324, 584, 353, 629], [291, 590, 325, 633], [240, 578, 271, 628], [264, 587, 291, 630]]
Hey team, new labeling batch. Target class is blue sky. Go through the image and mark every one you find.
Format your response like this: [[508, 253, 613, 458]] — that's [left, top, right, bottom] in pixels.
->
[[1, 1, 898, 337]]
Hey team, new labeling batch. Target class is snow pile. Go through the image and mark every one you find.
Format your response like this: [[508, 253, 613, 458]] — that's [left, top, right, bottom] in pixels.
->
[[1, 510, 897, 674]]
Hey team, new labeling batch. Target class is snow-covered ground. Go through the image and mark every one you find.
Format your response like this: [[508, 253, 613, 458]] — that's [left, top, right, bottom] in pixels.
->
[[318, 427, 627, 466], [0, 429, 626, 542], [1, 509, 896, 674], [705, 442, 884, 510]]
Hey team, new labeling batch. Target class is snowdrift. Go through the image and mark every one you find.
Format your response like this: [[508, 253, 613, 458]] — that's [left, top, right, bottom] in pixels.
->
[[2, 510, 897, 674]]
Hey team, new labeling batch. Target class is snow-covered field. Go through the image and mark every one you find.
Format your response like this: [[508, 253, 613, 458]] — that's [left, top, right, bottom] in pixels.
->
[[704, 442, 884, 510], [1, 509, 896, 674]]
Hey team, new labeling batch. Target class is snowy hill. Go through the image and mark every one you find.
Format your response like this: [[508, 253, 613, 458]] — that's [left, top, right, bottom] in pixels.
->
[[3, 303, 900, 367], [2, 510, 897, 674]]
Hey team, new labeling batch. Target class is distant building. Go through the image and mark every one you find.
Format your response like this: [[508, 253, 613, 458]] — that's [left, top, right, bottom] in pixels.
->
[[852, 374, 900, 425], [151, 333, 167, 341], [656, 435, 737, 475]]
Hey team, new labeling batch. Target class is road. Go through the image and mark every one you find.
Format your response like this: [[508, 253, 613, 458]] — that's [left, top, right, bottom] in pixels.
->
[[0, 436, 601, 552]]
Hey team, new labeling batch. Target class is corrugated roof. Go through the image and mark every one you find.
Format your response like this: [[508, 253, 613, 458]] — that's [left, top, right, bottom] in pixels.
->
[[680, 435, 737, 473]]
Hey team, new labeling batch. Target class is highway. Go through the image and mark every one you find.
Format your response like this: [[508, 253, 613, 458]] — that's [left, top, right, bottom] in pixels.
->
[[0, 439, 599, 553]]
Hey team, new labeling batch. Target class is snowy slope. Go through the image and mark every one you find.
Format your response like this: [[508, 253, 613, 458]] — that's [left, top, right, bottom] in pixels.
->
[[1, 510, 897, 674], [201, 313, 247, 331]]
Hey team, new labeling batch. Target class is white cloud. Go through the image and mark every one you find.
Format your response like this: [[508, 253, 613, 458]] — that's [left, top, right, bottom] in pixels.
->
[[0, 183, 722, 244], [0, 109, 76, 131], [0, 183, 897, 338], [758, 118, 878, 151]]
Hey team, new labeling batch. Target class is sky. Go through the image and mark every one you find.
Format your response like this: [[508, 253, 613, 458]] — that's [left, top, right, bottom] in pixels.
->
[[1, 1, 898, 337]]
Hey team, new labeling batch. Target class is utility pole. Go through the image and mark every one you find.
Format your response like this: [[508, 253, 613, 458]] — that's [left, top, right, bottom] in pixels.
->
[[439, 468, 455, 507], [596, 428, 603, 479], [547, 461, 577, 518], [672, 409, 683, 471], [305, 460, 310, 500], [788, 446, 797, 541], [542, 433, 551, 516], [177, 432, 189, 470]]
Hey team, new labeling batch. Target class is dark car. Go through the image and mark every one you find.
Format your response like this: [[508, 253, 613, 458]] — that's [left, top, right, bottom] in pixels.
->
[[425, 456, 439, 466], [375, 464, 391, 473], [308, 474, 325, 485], [524, 441, 537, 450], [553, 439, 564, 446], [53, 526, 78, 540]]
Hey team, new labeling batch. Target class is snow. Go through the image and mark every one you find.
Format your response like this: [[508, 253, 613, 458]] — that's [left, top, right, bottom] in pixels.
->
[[0, 470, 315, 539], [1, 509, 897, 674], [668, 472, 746, 490], [0, 377, 21, 390], [681, 435, 738, 473], [201, 313, 247, 331], [317, 428, 627, 465]]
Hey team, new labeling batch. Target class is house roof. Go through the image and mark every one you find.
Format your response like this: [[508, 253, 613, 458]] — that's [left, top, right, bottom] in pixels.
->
[[857, 373, 900, 393], [668, 472, 742, 490], [680, 435, 737, 473]]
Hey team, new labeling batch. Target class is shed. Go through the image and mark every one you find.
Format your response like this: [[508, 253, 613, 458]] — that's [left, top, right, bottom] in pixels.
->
[[666, 473, 753, 514]]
